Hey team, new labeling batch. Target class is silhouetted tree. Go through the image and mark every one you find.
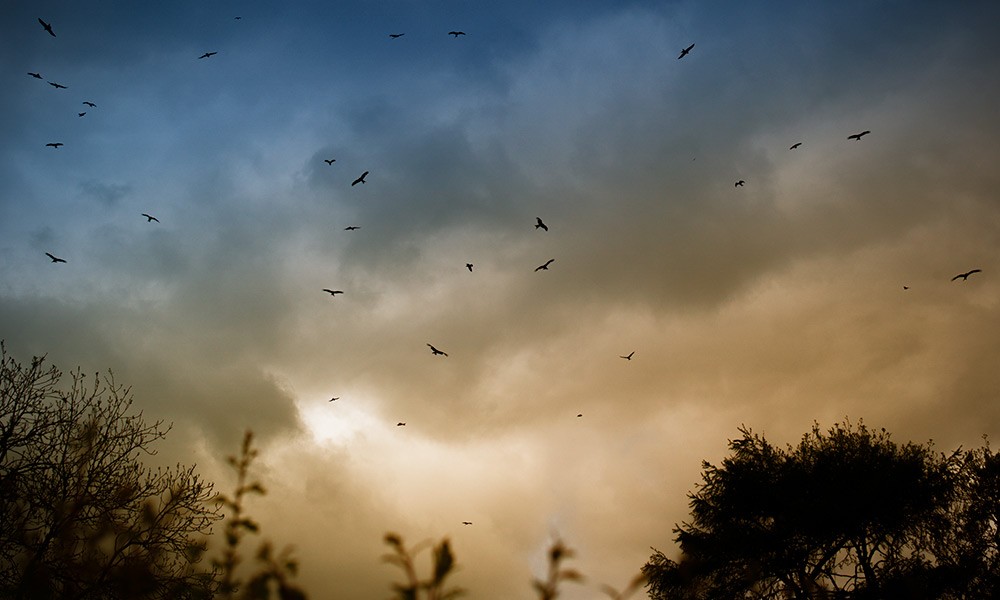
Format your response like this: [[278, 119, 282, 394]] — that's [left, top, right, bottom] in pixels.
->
[[643, 420, 1000, 599], [0, 343, 220, 599]]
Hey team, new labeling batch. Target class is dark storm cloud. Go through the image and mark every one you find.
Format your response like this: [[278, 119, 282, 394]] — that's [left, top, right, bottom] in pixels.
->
[[79, 180, 131, 207], [0, 295, 301, 450]]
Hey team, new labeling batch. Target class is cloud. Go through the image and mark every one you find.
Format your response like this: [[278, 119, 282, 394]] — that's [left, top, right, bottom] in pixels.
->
[[79, 180, 131, 207]]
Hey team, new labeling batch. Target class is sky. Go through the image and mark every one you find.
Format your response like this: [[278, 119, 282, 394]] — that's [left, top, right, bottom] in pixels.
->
[[3, 0, 1000, 597]]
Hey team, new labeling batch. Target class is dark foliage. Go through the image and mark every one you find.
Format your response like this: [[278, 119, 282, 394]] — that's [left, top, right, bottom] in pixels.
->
[[0, 343, 220, 599], [643, 420, 1000, 599]]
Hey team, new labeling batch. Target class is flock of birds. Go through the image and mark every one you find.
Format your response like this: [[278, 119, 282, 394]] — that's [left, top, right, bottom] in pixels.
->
[[25, 13, 985, 464]]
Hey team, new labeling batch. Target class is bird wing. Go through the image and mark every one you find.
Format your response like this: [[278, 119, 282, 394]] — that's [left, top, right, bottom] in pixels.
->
[[954, 269, 983, 280]]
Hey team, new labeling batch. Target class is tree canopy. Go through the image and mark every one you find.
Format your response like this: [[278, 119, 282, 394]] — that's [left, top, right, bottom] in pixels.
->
[[643, 420, 1000, 599], [0, 343, 220, 599]]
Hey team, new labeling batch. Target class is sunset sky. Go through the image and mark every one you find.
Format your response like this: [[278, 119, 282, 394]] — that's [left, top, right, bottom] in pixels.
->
[[3, 1, 1000, 597]]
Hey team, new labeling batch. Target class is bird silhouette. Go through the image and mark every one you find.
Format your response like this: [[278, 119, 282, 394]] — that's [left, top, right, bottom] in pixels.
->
[[678, 43, 695, 59], [198, 52, 217, 59], [78, 112, 86, 117], [389, 33, 405, 38], [322, 289, 344, 296], [461, 521, 472, 525], [48, 81, 67, 89], [352, 171, 369, 186], [535, 259, 555, 271], [620, 351, 634, 360], [427, 344, 448, 356], [789, 142, 802, 149], [397, 422, 406, 426], [82, 101, 96, 107], [535, 217, 548, 231], [324, 159, 336, 165], [45, 143, 63, 148], [847, 130, 871, 140], [45, 252, 66, 263], [234, 16, 242, 20], [28, 72, 43, 79], [735, 180, 745, 187], [448, 31, 466, 37], [38, 18, 56, 37], [577, 414, 583, 418], [902, 285, 909, 290], [951, 269, 982, 281], [466, 263, 473, 272], [344, 226, 360, 231], [329, 397, 339, 402], [141, 213, 159, 223]]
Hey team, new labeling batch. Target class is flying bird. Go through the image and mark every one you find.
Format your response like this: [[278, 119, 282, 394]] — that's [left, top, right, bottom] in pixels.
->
[[38, 18, 56, 37], [577, 414, 583, 418], [141, 213, 159, 223], [78, 112, 86, 117], [389, 33, 405, 38], [324, 159, 336, 165], [322, 289, 344, 296], [397, 422, 406, 426], [789, 142, 802, 149], [28, 72, 43, 79], [344, 226, 360, 231], [45, 142, 63, 148], [82, 101, 96, 107], [620, 351, 634, 360], [198, 52, 217, 59], [48, 81, 67, 89], [45, 252, 66, 263], [678, 43, 695, 59], [902, 286, 909, 290], [448, 31, 466, 37], [329, 397, 339, 402], [466, 263, 473, 272], [735, 180, 745, 187], [427, 344, 448, 356], [234, 16, 242, 20], [847, 130, 871, 140], [951, 269, 982, 281], [461, 522, 472, 525], [535, 217, 548, 231], [535, 259, 555, 271], [351, 171, 369, 186]]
